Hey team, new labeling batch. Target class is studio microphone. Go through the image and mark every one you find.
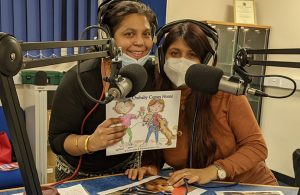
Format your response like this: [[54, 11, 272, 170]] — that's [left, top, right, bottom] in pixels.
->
[[107, 63, 148, 100], [185, 64, 268, 96]]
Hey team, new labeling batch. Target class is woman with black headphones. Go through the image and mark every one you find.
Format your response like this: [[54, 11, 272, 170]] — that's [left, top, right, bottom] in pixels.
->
[[48, 0, 157, 181], [125, 21, 278, 187]]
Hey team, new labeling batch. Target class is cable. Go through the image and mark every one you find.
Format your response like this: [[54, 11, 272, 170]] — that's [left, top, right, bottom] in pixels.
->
[[76, 25, 114, 104], [189, 96, 200, 168], [184, 178, 239, 194], [234, 66, 297, 98], [48, 27, 110, 185], [184, 178, 189, 195], [49, 66, 106, 187], [190, 181, 239, 188]]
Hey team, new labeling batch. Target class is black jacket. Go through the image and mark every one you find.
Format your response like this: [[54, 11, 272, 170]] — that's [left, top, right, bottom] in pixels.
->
[[48, 58, 155, 172]]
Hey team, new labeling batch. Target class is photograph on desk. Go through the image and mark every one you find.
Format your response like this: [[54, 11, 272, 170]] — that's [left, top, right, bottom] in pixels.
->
[[216, 191, 284, 195], [98, 176, 201, 195], [106, 90, 181, 155]]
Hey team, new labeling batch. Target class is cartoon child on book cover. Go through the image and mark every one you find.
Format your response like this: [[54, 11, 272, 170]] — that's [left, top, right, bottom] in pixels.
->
[[142, 99, 177, 146], [113, 99, 137, 145]]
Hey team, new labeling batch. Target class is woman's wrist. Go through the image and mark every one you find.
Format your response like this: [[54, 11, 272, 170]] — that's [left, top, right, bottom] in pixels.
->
[[145, 165, 159, 175], [84, 135, 93, 154], [74, 135, 94, 155], [212, 164, 227, 180], [207, 165, 218, 181]]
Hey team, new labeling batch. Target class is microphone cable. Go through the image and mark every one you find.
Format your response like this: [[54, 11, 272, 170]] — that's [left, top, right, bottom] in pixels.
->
[[76, 25, 115, 104], [183, 178, 239, 195], [234, 66, 297, 98], [49, 26, 111, 186], [49, 64, 107, 187]]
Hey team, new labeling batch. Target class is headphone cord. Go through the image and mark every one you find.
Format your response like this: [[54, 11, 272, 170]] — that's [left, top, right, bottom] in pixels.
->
[[189, 95, 200, 168], [185, 96, 200, 195], [184, 96, 239, 194], [76, 25, 114, 104]]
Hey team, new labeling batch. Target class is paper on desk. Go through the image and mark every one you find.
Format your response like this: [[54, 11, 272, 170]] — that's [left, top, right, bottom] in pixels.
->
[[57, 184, 89, 195], [187, 188, 207, 194], [12, 184, 89, 195]]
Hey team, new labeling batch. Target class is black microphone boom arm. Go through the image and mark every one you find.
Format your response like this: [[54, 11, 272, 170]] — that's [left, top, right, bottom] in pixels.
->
[[233, 48, 300, 98], [0, 32, 118, 195], [234, 48, 300, 69]]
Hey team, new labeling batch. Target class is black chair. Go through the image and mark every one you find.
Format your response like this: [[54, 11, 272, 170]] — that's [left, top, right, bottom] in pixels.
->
[[293, 149, 300, 187]]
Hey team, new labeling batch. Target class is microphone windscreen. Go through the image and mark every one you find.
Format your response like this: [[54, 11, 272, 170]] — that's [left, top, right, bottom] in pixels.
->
[[185, 64, 224, 94], [119, 64, 148, 97]]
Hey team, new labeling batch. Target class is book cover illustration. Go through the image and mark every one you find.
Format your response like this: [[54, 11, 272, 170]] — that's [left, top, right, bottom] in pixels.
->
[[106, 91, 181, 156], [98, 176, 202, 195]]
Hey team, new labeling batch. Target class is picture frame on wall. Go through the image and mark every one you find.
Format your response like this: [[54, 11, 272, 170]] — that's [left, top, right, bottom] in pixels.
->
[[234, 0, 256, 24]]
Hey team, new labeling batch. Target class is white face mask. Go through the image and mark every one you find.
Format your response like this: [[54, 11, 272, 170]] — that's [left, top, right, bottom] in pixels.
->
[[119, 53, 150, 66], [164, 58, 196, 87]]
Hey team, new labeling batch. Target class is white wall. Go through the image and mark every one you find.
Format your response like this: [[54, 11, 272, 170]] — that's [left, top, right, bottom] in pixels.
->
[[256, 0, 300, 178], [167, 0, 300, 178], [166, 0, 234, 22]]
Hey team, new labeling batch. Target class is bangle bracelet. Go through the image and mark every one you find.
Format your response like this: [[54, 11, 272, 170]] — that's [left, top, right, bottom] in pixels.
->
[[84, 135, 93, 154], [75, 136, 79, 148]]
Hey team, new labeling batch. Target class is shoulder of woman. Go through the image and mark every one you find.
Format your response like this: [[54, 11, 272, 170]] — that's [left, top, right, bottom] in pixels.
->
[[59, 58, 102, 89], [212, 91, 249, 107], [69, 58, 101, 74], [212, 91, 231, 100], [213, 91, 248, 100]]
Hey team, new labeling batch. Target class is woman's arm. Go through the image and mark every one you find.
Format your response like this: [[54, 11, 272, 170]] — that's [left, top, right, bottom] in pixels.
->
[[63, 118, 126, 156], [48, 59, 126, 156], [48, 69, 87, 155], [168, 95, 268, 187], [214, 95, 268, 180]]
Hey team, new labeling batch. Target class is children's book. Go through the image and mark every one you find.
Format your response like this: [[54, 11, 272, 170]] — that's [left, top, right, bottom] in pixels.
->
[[106, 90, 181, 155]]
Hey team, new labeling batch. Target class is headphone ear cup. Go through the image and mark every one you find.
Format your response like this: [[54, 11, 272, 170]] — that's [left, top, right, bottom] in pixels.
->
[[102, 24, 111, 37], [0, 32, 8, 41]]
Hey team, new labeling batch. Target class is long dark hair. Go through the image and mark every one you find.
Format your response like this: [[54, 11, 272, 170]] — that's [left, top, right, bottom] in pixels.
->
[[101, 1, 157, 36], [156, 22, 217, 168]]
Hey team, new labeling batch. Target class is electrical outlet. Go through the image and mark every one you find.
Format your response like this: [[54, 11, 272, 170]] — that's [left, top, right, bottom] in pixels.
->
[[264, 77, 281, 87]]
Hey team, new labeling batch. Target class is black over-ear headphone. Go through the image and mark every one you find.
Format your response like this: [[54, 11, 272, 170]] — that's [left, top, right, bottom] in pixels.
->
[[0, 32, 9, 42], [155, 19, 219, 75], [97, 0, 158, 38]]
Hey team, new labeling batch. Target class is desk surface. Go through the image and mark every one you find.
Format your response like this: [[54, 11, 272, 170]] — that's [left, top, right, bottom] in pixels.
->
[[0, 174, 299, 195]]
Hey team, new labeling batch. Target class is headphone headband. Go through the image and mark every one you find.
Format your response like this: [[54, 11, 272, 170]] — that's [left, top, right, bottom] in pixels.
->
[[155, 19, 219, 76], [98, 0, 157, 37], [98, 0, 139, 24], [156, 19, 218, 47]]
